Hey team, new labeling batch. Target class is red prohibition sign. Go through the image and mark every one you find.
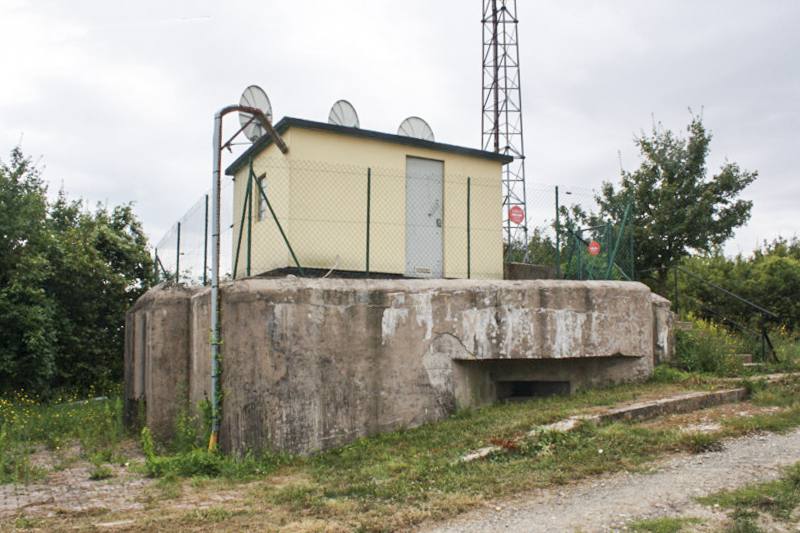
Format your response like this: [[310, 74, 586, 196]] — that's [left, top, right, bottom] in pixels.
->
[[509, 206, 525, 225], [588, 240, 601, 256]]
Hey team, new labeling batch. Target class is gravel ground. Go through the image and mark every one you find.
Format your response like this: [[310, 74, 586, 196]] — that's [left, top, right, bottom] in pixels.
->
[[415, 429, 800, 533]]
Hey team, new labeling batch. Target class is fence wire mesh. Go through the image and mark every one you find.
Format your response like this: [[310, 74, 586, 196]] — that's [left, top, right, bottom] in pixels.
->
[[152, 159, 633, 285], [231, 158, 503, 280], [154, 178, 234, 284]]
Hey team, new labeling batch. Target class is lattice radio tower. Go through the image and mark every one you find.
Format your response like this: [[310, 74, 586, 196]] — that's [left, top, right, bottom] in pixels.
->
[[482, 0, 529, 252]]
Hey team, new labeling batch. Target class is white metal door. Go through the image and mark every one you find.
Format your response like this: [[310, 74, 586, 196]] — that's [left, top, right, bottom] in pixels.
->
[[405, 157, 443, 278]]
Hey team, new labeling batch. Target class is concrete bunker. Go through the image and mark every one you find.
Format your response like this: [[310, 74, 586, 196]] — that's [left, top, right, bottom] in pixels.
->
[[125, 278, 673, 456]]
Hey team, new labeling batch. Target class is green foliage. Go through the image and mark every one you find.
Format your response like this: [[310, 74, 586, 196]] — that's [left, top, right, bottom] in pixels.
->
[[0, 391, 127, 483], [141, 409, 283, 481], [506, 227, 559, 265], [681, 431, 723, 453], [700, 462, 800, 532], [674, 320, 746, 376], [88, 464, 114, 480], [593, 115, 755, 292], [649, 365, 690, 384], [0, 147, 154, 396], [629, 517, 700, 533], [678, 239, 800, 333]]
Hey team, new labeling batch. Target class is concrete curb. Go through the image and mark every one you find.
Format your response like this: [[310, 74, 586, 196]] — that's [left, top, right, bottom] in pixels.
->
[[462, 387, 748, 462]]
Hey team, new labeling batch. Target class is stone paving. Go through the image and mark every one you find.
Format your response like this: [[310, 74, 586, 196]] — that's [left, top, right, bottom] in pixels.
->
[[0, 444, 154, 522]]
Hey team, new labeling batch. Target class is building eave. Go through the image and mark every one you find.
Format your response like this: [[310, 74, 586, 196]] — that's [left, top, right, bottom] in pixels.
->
[[224, 117, 514, 176]]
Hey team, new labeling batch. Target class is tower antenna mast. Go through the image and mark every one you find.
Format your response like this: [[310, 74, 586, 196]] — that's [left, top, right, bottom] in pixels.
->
[[482, 0, 529, 256]]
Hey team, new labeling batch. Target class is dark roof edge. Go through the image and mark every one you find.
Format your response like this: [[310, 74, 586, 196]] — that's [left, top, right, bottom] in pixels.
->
[[225, 117, 514, 176]]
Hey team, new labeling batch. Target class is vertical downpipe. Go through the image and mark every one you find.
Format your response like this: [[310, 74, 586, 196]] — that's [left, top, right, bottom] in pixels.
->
[[210, 111, 222, 450], [366, 168, 371, 278], [467, 177, 471, 279]]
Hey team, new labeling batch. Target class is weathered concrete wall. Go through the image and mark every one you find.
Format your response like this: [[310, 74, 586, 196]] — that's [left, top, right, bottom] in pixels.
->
[[651, 293, 675, 366], [123, 282, 201, 442], [503, 262, 558, 280], [125, 278, 668, 456]]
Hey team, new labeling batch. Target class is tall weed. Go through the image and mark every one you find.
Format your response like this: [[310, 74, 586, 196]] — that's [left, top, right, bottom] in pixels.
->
[[674, 319, 745, 376]]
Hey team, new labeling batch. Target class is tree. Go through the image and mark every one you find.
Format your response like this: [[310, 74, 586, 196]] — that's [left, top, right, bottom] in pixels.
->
[[0, 147, 154, 395], [594, 115, 756, 292], [0, 148, 57, 393], [679, 237, 800, 332]]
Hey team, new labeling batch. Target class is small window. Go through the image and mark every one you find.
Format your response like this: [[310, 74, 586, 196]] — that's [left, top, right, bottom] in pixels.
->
[[256, 175, 267, 222]]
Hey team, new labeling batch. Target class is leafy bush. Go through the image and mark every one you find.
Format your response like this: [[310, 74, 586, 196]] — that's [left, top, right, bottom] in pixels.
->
[[674, 320, 745, 376]]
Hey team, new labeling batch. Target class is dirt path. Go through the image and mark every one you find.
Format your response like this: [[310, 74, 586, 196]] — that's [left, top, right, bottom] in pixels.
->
[[415, 429, 800, 533]]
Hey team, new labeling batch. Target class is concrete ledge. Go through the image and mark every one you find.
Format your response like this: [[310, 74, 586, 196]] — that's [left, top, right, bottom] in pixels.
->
[[600, 388, 748, 424], [462, 387, 749, 462]]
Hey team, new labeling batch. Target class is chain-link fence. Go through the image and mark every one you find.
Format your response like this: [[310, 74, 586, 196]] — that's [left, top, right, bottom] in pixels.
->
[[152, 160, 633, 284], [559, 204, 635, 281], [154, 178, 234, 285], [230, 158, 503, 280]]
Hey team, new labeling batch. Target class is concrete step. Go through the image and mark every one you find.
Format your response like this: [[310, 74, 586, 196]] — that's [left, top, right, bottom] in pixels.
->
[[462, 374, 800, 462], [462, 387, 747, 462]]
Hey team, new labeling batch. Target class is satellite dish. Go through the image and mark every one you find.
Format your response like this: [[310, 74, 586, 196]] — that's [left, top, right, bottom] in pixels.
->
[[328, 100, 360, 128], [238, 85, 273, 142], [397, 116, 434, 142]]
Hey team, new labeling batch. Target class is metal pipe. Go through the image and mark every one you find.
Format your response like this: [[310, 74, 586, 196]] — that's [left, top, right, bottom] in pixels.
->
[[210, 110, 222, 449], [208, 103, 288, 451], [366, 168, 371, 278], [467, 177, 471, 279]]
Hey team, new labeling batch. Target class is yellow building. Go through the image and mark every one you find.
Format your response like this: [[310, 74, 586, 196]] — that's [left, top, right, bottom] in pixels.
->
[[225, 117, 512, 279]]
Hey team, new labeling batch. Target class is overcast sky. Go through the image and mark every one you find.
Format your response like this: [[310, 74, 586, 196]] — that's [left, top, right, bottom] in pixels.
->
[[1, 0, 798, 257]]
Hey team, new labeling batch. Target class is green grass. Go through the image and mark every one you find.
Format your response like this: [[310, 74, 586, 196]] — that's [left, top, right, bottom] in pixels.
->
[[0, 389, 126, 484], [6, 365, 800, 532], [628, 517, 701, 533], [674, 320, 747, 376], [698, 461, 800, 532]]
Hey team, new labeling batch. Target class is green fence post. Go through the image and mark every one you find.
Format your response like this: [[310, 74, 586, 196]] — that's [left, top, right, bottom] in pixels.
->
[[154, 248, 160, 283], [674, 267, 680, 316], [630, 219, 635, 280], [607, 223, 612, 280], [176, 222, 181, 283], [467, 177, 471, 279], [203, 195, 209, 286], [254, 174, 306, 277], [555, 186, 561, 279], [246, 174, 253, 277], [232, 173, 252, 280], [366, 168, 371, 278]]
